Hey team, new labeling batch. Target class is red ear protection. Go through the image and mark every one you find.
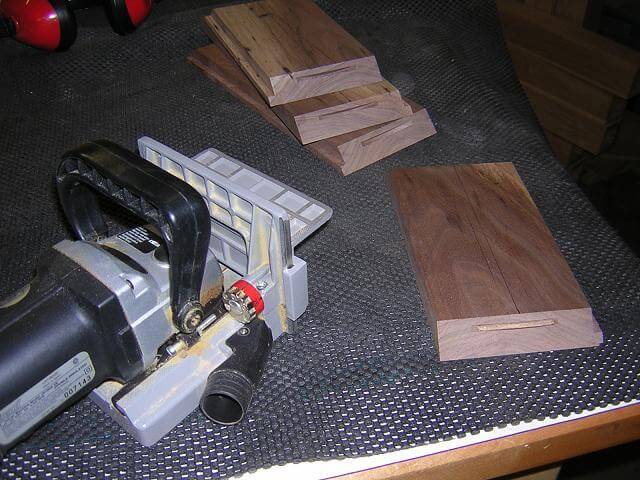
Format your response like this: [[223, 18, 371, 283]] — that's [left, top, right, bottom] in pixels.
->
[[103, 0, 153, 35], [0, 0, 154, 51], [0, 0, 77, 51]]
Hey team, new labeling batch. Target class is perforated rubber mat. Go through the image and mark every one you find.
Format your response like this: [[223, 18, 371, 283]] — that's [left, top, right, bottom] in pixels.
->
[[1, 1, 640, 478]]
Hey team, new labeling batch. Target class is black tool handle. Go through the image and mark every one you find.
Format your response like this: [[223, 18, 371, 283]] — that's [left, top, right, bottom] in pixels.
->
[[56, 140, 211, 333]]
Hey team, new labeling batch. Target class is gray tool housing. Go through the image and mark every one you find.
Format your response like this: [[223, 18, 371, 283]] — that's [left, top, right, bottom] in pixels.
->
[[90, 138, 332, 446]]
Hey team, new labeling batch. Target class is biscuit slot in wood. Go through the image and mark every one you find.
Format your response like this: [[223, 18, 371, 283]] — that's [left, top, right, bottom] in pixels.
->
[[361, 122, 412, 146], [317, 102, 377, 119], [293, 65, 352, 79], [476, 319, 556, 332], [187, 44, 436, 175], [205, 0, 384, 105]]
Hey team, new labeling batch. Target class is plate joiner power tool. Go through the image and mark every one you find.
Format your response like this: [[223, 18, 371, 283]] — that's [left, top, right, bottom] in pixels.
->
[[0, 137, 332, 453]]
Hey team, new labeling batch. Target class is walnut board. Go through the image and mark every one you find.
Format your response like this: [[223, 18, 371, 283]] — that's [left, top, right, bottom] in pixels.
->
[[188, 44, 436, 176], [388, 163, 602, 361], [521, 0, 604, 28], [308, 99, 435, 175], [272, 80, 413, 144], [522, 81, 618, 154], [204, 0, 383, 106], [508, 42, 626, 123], [498, 0, 640, 98]]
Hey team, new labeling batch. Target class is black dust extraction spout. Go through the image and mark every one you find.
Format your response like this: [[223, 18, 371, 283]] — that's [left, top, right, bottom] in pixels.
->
[[200, 320, 273, 425]]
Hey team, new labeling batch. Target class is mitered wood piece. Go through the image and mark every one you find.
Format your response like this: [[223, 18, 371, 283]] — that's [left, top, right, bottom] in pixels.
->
[[508, 42, 626, 122], [204, 0, 383, 106], [522, 81, 619, 154], [388, 162, 602, 361], [272, 81, 413, 144], [336, 404, 640, 480], [188, 44, 436, 176], [308, 100, 436, 175], [498, 0, 640, 98]]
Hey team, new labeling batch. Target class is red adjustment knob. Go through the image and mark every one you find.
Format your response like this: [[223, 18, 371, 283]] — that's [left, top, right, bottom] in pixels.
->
[[223, 280, 265, 324]]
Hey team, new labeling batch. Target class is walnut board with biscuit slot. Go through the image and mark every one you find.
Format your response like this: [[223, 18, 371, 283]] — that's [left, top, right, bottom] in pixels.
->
[[272, 80, 413, 144], [203, 0, 383, 106], [188, 43, 436, 176], [388, 163, 602, 361]]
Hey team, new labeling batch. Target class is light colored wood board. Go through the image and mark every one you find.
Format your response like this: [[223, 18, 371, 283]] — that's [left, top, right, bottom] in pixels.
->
[[311, 100, 436, 175], [187, 44, 436, 176], [555, 0, 603, 29], [438, 308, 601, 360], [497, 0, 640, 98], [388, 163, 601, 360], [272, 81, 413, 144], [522, 81, 619, 154], [204, 0, 383, 106], [508, 42, 627, 122], [543, 130, 581, 166], [336, 404, 640, 480]]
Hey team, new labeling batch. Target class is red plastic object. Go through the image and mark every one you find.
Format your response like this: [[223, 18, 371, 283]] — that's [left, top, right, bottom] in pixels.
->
[[0, 0, 63, 51], [233, 280, 265, 315], [124, 0, 152, 27]]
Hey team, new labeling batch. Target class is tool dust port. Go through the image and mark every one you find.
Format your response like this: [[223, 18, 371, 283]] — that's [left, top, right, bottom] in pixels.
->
[[200, 369, 252, 425], [199, 321, 273, 425]]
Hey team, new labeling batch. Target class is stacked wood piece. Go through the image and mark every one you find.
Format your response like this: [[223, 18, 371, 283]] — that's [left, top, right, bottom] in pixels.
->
[[190, 0, 436, 175], [499, 0, 640, 164]]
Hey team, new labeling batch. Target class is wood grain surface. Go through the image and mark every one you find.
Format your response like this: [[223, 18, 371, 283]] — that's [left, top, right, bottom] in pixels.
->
[[334, 404, 640, 480], [521, 0, 603, 28], [272, 81, 413, 144], [554, 0, 603, 28], [188, 43, 435, 175], [522, 81, 619, 154], [498, 0, 640, 98], [388, 163, 602, 360], [508, 42, 626, 122], [204, 0, 383, 106], [310, 99, 436, 175]]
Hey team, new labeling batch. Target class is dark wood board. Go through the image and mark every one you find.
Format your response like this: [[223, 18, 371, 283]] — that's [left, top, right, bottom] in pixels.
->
[[188, 43, 436, 176], [388, 162, 602, 360], [508, 42, 626, 123], [522, 81, 619, 154], [498, 0, 640, 98], [522, 0, 603, 28], [204, 0, 383, 106]]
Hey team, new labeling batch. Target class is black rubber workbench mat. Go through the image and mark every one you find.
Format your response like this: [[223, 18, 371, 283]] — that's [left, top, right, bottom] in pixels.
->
[[1, 0, 639, 478]]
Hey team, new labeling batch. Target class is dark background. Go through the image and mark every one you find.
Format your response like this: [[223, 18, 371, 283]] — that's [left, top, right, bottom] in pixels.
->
[[1, 1, 639, 478]]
